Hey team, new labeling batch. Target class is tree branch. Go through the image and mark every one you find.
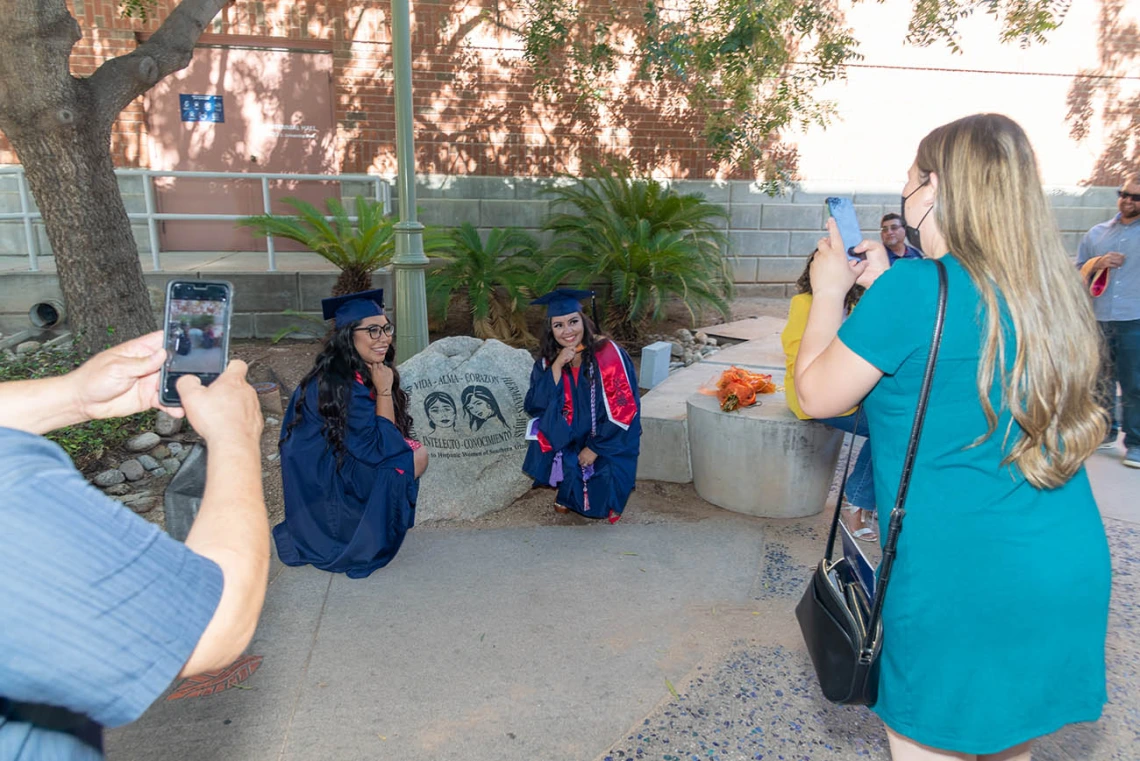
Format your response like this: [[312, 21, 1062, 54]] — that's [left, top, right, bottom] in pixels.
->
[[0, 0, 82, 132], [89, 0, 227, 129]]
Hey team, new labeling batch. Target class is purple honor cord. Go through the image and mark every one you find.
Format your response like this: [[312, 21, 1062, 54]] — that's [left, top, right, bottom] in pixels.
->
[[547, 364, 599, 489]]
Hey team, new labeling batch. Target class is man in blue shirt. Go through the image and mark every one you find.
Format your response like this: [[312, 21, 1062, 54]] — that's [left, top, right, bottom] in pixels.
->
[[0, 331, 269, 758], [1078, 176, 1140, 468], [880, 213, 923, 263]]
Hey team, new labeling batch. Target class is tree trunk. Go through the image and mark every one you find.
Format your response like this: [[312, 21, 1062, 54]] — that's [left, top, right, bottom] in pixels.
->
[[333, 267, 376, 297], [13, 127, 155, 354], [0, 0, 228, 355]]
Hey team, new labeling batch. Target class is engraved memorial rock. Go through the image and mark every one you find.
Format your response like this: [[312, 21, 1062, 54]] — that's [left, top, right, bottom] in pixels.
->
[[399, 337, 534, 522]]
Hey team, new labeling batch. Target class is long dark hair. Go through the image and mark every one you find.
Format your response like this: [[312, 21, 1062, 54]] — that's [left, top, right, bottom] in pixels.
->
[[460, 385, 508, 431], [538, 311, 602, 382], [283, 319, 413, 467], [796, 249, 864, 313]]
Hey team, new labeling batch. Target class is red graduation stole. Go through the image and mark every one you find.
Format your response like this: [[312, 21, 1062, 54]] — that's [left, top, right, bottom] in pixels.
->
[[595, 339, 637, 430], [535, 340, 636, 453]]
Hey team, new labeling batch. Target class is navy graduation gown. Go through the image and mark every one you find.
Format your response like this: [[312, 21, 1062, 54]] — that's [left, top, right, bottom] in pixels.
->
[[522, 339, 641, 518], [274, 378, 419, 578]]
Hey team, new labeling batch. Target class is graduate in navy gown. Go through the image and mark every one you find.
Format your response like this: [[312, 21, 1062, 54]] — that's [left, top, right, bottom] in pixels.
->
[[522, 289, 641, 523], [274, 289, 429, 578]]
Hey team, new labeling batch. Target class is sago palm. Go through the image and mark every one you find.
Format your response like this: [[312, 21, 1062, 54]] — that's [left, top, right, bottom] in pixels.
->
[[541, 162, 732, 341], [427, 223, 539, 347], [240, 196, 435, 296]]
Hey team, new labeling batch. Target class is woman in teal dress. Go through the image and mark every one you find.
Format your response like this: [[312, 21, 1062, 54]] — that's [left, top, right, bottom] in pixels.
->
[[794, 114, 1111, 759]]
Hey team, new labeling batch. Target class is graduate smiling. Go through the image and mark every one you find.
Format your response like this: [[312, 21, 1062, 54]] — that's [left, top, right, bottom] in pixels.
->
[[522, 289, 642, 523]]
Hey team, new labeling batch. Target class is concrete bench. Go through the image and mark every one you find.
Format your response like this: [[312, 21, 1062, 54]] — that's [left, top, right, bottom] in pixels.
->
[[686, 392, 842, 518]]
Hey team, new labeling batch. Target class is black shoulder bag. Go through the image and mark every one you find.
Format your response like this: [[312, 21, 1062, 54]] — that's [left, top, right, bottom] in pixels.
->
[[795, 258, 947, 706]]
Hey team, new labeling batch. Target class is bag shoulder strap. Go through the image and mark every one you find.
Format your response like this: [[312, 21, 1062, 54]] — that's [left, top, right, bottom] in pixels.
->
[[862, 258, 948, 651], [823, 259, 948, 565]]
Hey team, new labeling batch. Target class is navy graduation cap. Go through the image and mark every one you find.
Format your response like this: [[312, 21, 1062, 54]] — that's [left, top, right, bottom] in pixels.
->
[[531, 288, 595, 319], [322, 288, 385, 327]]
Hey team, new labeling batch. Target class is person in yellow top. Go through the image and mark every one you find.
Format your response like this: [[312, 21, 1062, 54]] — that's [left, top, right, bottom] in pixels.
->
[[782, 244, 896, 540]]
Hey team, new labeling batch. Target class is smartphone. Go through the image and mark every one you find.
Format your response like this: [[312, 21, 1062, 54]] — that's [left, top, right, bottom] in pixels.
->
[[159, 280, 234, 406], [825, 197, 866, 262]]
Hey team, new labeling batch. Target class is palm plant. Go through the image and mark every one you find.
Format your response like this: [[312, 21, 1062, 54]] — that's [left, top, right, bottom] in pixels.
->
[[427, 223, 539, 347], [540, 162, 733, 341], [240, 196, 443, 296]]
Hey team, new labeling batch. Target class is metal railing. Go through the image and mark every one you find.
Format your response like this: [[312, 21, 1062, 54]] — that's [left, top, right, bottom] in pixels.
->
[[0, 165, 392, 272]]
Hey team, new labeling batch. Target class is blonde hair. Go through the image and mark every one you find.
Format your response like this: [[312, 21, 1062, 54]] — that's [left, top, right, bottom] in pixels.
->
[[916, 114, 1107, 488]]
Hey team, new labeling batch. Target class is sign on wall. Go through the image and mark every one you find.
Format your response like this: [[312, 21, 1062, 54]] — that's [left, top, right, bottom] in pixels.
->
[[179, 94, 225, 123]]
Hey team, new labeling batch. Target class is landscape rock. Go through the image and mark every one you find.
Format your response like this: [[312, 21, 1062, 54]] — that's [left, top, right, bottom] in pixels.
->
[[167, 442, 183, 455], [265, 417, 280, 427], [155, 411, 184, 436], [267, 452, 280, 462], [398, 336, 535, 522], [15, 341, 42, 355], [175, 447, 191, 462], [162, 458, 181, 474], [150, 467, 167, 477], [93, 469, 126, 487], [126, 432, 161, 452], [150, 444, 171, 459], [675, 328, 693, 343], [138, 454, 161, 471], [122, 495, 157, 514], [670, 342, 683, 359], [706, 337, 718, 347], [120, 459, 146, 481], [695, 331, 709, 345], [0, 330, 36, 352], [103, 484, 131, 496]]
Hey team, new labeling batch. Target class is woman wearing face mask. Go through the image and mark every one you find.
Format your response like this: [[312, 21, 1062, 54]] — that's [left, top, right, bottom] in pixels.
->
[[795, 114, 1110, 760], [275, 289, 429, 579], [522, 289, 641, 523]]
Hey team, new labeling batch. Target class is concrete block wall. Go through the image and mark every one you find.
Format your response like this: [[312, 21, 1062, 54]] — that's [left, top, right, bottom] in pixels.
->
[[0, 268, 393, 339], [400, 175, 1122, 296], [1, 171, 1123, 298]]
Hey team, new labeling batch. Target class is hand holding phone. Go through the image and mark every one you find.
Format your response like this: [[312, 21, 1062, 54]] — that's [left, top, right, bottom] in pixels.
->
[[71, 331, 184, 422], [160, 280, 234, 406], [825, 197, 866, 262], [176, 359, 263, 447]]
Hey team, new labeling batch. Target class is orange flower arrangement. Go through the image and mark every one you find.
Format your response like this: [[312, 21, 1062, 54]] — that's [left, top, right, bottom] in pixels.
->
[[702, 366, 777, 412]]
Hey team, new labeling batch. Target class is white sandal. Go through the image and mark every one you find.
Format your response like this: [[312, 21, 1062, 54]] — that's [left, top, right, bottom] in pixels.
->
[[842, 503, 879, 543]]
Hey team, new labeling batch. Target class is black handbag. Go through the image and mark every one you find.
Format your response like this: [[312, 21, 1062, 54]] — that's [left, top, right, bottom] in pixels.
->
[[795, 258, 948, 706]]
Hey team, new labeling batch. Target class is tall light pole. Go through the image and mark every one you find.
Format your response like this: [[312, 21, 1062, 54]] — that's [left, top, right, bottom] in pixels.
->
[[390, 0, 428, 364]]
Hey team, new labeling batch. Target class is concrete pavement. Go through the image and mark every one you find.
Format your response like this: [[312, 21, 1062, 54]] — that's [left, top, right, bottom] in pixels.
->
[[104, 442, 1140, 761]]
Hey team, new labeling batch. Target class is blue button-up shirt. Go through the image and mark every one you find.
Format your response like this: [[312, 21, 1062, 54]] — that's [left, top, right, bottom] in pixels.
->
[[0, 428, 223, 759], [1077, 213, 1140, 322], [887, 243, 923, 265]]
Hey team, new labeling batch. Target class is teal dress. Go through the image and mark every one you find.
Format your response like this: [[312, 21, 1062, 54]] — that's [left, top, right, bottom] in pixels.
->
[[838, 255, 1111, 754]]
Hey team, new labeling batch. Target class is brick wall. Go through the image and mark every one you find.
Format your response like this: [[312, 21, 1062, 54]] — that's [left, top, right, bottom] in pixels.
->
[[5, 0, 1133, 183], [0, 0, 719, 178]]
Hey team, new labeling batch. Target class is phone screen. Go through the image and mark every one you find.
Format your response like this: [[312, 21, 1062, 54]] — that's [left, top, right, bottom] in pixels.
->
[[160, 281, 233, 406], [825, 197, 865, 261]]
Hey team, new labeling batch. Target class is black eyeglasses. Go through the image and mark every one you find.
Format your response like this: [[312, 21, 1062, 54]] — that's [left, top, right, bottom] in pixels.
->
[[1119, 190, 1140, 202], [353, 323, 394, 340]]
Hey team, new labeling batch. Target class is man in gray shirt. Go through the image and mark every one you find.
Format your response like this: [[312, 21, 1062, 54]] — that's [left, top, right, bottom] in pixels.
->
[[1077, 175, 1140, 468]]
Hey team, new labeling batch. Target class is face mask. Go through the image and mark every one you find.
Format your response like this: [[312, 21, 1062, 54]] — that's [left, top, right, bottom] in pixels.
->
[[901, 180, 932, 253]]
